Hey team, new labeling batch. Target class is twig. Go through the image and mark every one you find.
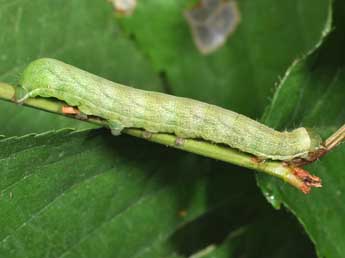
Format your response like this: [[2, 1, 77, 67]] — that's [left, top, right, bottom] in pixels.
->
[[324, 124, 345, 151], [0, 82, 321, 193]]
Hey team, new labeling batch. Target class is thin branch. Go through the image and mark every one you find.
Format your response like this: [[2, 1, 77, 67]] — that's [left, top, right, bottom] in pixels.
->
[[0, 82, 321, 193], [324, 124, 345, 150]]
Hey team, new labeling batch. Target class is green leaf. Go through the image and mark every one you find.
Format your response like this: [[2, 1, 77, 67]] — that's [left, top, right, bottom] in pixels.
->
[[257, 1, 345, 257], [0, 129, 252, 257], [0, 129, 315, 258], [118, 0, 331, 116], [187, 210, 315, 258], [0, 0, 162, 137]]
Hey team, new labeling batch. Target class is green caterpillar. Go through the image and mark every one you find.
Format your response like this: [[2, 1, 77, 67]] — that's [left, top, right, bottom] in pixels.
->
[[17, 58, 322, 161]]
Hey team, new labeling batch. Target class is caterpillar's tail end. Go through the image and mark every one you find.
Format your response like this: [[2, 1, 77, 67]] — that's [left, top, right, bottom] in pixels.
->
[[292, 167, 322, 194], [304, 127, 323, 152]]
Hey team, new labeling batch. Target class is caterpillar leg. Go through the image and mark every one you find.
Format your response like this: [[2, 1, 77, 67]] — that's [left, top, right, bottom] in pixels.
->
[[251, 156, 265, 164], [108, 120, 124, 136], [76, 112, 88, 120], [142, 131, 153, 139], [175, 137, 185, 146]]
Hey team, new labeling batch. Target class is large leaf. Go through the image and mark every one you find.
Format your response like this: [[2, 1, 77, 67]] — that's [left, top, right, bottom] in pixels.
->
[[0, 129, 315, 258], [257, 0, 345, 257], [0, 0, 162, 136], [119, 0, 331, 116], [186, 210, 315, 258]]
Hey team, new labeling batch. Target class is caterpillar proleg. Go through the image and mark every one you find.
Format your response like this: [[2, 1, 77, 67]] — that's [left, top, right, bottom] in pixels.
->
[[17, 58, 322, 161]]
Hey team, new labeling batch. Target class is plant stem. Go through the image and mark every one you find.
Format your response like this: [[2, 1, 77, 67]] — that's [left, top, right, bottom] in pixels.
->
[[0, 82, 321, 193], [324, 124, 345, 151]]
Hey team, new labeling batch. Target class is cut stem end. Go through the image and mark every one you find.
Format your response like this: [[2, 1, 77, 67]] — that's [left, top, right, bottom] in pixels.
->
[[291, 167, 322, 194]]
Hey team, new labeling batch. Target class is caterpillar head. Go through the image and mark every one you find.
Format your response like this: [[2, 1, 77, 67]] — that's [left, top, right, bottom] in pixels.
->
[[16, 58, 65, 102]]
